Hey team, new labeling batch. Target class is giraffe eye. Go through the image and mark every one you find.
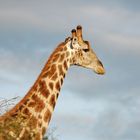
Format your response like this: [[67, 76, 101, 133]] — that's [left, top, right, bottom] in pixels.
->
[[83, 49, 89, 52], [73, 37, 77, 42]]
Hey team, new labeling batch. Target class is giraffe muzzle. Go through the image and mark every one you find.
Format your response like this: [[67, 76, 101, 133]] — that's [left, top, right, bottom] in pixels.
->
[[94, 60, 105, 75]]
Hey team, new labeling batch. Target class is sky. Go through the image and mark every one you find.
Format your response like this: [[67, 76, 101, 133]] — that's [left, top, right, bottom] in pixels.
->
[[0, 0, 140, 140]]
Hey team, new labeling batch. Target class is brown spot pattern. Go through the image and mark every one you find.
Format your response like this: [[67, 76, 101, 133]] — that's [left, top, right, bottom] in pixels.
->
[[60, 78, 63, 85], [29, 116, 38, 129], [34, 132, 41, 140], [18, 105, 24, 111], [56, 93, 59, 99], [55, 81, 60, 91], [51, 73, 58, 81], [28, 101, 36, 107], [40, 88, 50, 99], [42, 127, 46, 136], [59, 53, 65, 62], [66, 52, 70, 57], [38, 114, 42, 119], [58, 65, 64, 76], [32, 94, 38, 101], [22, 108, 31, 116], [63, 73, 65, 78], [35, 100, 45, 112], [38, 80, 50, 99], [42, 71, 48, 78], [53, 54, 59, 62], [64, 60, 68, 70], [44, 109, 51, 123], [49, 94, 56, 109], [39, 80, 46, 91], [31, 94, 45, 112], [48, 64, 57, 78], [63, 46, 67, 51], [30, 84, 37, 94], [38, 122, 42, 128], [49, 82, 54, 90], [20, 129, 30, 140], [24, 99, 30, 105], [11, 112, 18, 118], [42, 64, 56, 79]]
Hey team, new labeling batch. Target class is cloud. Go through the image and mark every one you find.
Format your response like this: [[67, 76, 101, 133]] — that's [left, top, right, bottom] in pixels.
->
[[0, 0, 140, 104], [50, 90, 140, 140], [0, 1, 140, 140], [90, 97, 140, 140], [0, 0, 139, 54]]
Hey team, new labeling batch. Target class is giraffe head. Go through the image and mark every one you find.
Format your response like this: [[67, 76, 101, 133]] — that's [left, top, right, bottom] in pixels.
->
[[67, 25, 105, 75]]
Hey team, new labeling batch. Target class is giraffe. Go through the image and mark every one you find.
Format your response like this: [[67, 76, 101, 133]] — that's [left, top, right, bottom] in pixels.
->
[[0, 25, 105, 140]]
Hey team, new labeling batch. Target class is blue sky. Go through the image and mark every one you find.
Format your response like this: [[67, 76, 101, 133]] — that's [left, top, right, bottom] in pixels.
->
[[0, 0, 140, 140]]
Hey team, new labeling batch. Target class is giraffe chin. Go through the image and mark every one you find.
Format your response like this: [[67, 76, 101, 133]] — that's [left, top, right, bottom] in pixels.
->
[[94, 67, 105, 75]]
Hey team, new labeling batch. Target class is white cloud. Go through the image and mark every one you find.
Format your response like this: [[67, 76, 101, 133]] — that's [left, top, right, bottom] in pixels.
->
[[0, 1, 140, 140], [105, 33, 140, 52], [50, 90, 140, 140]]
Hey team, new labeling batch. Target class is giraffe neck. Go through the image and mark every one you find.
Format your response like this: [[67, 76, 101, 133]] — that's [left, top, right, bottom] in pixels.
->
[[0, 42, 72, 139]]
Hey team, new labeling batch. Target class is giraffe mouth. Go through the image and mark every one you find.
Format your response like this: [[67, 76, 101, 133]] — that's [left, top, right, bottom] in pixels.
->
[[94, 66, 105, 75], [93, 60, 105, 75]]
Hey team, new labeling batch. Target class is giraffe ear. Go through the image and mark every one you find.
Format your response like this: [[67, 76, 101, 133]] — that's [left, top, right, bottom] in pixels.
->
[[65, 37, 71, 43]]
